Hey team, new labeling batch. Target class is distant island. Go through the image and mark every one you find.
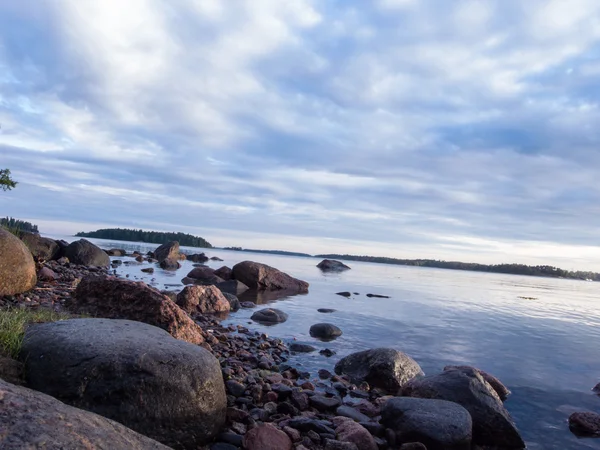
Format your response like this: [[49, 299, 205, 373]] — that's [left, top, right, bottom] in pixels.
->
[[223, 247, 311, 257], [1, 217, 39, 234], [316, 254, 600, 281], [76, 228, 212, 248]]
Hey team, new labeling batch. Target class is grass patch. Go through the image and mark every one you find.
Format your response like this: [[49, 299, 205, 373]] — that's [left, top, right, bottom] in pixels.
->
[[0, 308, 75, 359]]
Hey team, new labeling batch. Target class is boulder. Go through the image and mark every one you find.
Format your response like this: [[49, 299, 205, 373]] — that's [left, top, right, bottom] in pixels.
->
[[68, 275, 204, 344], [310, 323, 343, 340], [187, 253, 209, 263], [107, 248, 127, 256], [444, 365, 510, 401], [187, 266, 222, 284], [176, 285, 231, 314], [0, 378, 170, 450], [380, 397, 472, 450], [0, 228, 37, 296], [251, 308, 289, 324], [221, 292, 241, 312], [333, 417, 378, 450], [401, 367, 524, 448], [20, 231, 60, 261], [154, 241, 180, 263], [21, 319, 226, 448], [334, 348, 423, 393], [214, 266, 233, 280], [64, 239, 110, 266], [317, 259, 351, 272], [243, 423, 292, 450], [290, 343, 317, 353], [232, 261, 309, 292], [216, 279, 249, 295], [569, 411, 600, 436], [159, 258, 180, 270]]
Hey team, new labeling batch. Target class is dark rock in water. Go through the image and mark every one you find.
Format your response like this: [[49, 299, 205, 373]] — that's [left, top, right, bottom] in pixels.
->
[[309, 395, 341, 411], [444, 365, 511, 401], [243, 423, 292, 450], [320, 348, 337, 357], [64, 239, 110, 267], [187, 253, 209, 263], [0, 228, 37, 296], [177, 285, 230, 314], [241, 301, 257, 309], [159, 258, 180, 270], [214, 265, 233, 280], [141, 267, 154, 274], [336, 291, 352, 297], [353, 292, 360, 295], [135, 255, 144, 262], [401, 367, 525, 448], [593, 382, 600, 394], [290, 343, 317, 353], [310, 323, 343, 340], [318, 308, 336, 313], [20, 231, 60, 261], [569, 411, 600, 436], [366, 293, 390, 298], [251, 308, 288, 324], [381, 397, 472, 450], [106, 248, 126, 256], [186, 266, 224, 285], [317, 259, 351, 272], [319, 369, 333, 379], [221, 292, 241, 311], [21, 319, 227, 448], [232, 261, 309, 293], [216, 279, 250, 296], [211, 256, 224, 261], [69, 275, 204, 344], [335, 348, 423, 393], [0, 378, 170, 450], [154, 241, 180, 263]]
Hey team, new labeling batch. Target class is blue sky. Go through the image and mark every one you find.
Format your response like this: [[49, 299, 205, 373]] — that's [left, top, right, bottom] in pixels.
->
[[1, 0, 600, 269]]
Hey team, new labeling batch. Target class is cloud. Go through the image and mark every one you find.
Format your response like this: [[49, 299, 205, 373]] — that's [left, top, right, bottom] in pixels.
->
[[1, 0, 600, 269]]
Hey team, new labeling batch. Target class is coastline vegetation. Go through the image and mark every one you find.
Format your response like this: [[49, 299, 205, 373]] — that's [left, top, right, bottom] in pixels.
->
[[1, 217, 39, 237], [76, 228, 212, 248]]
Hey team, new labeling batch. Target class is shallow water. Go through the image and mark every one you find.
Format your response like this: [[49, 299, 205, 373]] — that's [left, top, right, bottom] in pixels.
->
[[68, 237, 600, 449]]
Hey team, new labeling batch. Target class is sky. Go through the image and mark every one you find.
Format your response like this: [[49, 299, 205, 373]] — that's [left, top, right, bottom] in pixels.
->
[[1, 1, 600, 270]]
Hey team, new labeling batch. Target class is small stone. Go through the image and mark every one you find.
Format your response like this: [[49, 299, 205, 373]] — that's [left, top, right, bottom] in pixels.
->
[[226, 380, 246, 397], [310, 395, 341, 411], [283, 426, 301, 442], [336, 292, 352, 297], [319, 369, 333, 380], [243, 424, 292, 450], [335, 405, 371, 423], [569, 411, 600, 436], [320, 349, 337, 357]]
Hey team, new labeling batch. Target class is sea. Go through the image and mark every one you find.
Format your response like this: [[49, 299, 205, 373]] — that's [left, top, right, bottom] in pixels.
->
[[55, 236, 600, 449]]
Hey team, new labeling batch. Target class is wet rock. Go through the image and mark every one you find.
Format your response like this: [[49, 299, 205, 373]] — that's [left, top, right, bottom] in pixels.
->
[[69, 275, 204, 344], [317, 259, 351, 272], [401, 367, 524, 449], [177, 285, 231, 314], [187, 253, 209, 263], [243, 424, 292, 450], [444, 365, 510, 401], [334, 348, 423, 393], [159, 258, 180, 270], [251, 308, 289, 324], [569, 411, 600, 436], [319, 369, 333, 379], [290, 343, 317, 353], [241, 301, 257, 308], [334, 417, 378, 450], [381, 397, 472, 450], [64, 239, 110, 267], [214, 266, 233, 280], [0, 378, 170, 450], [21, 319, 226, 448], [310, 395, 341, 411], [336, 292, 352, 297], [216, 279, 250, 296], [320, 348, 337, 357], [366, 294, 389, 298], [186, 266, 224, 285], [20, 232, 60, 261], [310, 323, 343, 340], [211, 256, 224, 261], [318, 308, 337, 313], [141, 267, 155, 274], [154, 241, 180, 263], [336, 405, 372, 423], [232, 261, 309, 292], [221, 292, 241, 311], [0, 228, 37, 295]]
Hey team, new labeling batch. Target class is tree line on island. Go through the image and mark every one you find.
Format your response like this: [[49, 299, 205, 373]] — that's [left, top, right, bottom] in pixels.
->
[[1, 217, 39, 234], [76, 228, 212, 248]]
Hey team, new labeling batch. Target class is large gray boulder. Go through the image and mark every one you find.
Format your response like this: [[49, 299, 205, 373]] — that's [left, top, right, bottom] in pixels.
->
[[0, 228, 37, 295], [0, 378, 170, 450], [381, 397, 472, 450], [401, 367, 525, 449], [20, 231, 60, 261], [334, 348, 423, 393], [444, 365, 511, 401], [64, 239, 110, 266], [21, 319, 226, 449], [232, 261, 309, 292]]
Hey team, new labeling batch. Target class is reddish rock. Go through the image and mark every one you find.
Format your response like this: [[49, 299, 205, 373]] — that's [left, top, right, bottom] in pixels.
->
[[569, 411, 600, 436], [37, 267, 56, 282], [284, 425, 302, 442], [243, 423, 292, 450], [232, 261, 309, 292], [334, 417, 378, 450], [154, 241, 180, 263], [20, 232, 60, 261], [214, 266, 233, 280], [0, 228, 37, 296], [176, 285, 230, 314], [69, 276, 204, 344]]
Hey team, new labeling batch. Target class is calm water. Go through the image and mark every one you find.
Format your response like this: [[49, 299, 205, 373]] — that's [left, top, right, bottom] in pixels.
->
[[64, 237, 600, 449]]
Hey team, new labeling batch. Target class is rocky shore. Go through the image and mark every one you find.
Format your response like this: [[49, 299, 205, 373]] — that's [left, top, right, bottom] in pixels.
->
[[0, 230, 588, 449]]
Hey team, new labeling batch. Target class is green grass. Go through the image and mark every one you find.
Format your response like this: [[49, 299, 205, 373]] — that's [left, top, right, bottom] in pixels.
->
[[0, 308, 75, 359]]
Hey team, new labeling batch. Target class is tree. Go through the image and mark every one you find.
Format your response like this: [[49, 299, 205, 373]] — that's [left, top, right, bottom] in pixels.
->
[[0, 169, 17, 191]]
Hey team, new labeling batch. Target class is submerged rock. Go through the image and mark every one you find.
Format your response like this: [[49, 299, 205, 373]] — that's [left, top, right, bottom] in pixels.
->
[[0, 228, 37, 296], [290, 343, 317, 353], [216, 279, 250, 296], [336, 292, 352, 297], [310, 323, 343, 340], [569, 411, 600, 437], [251, 308, 289, 324], [317, 259, 351, 272]]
